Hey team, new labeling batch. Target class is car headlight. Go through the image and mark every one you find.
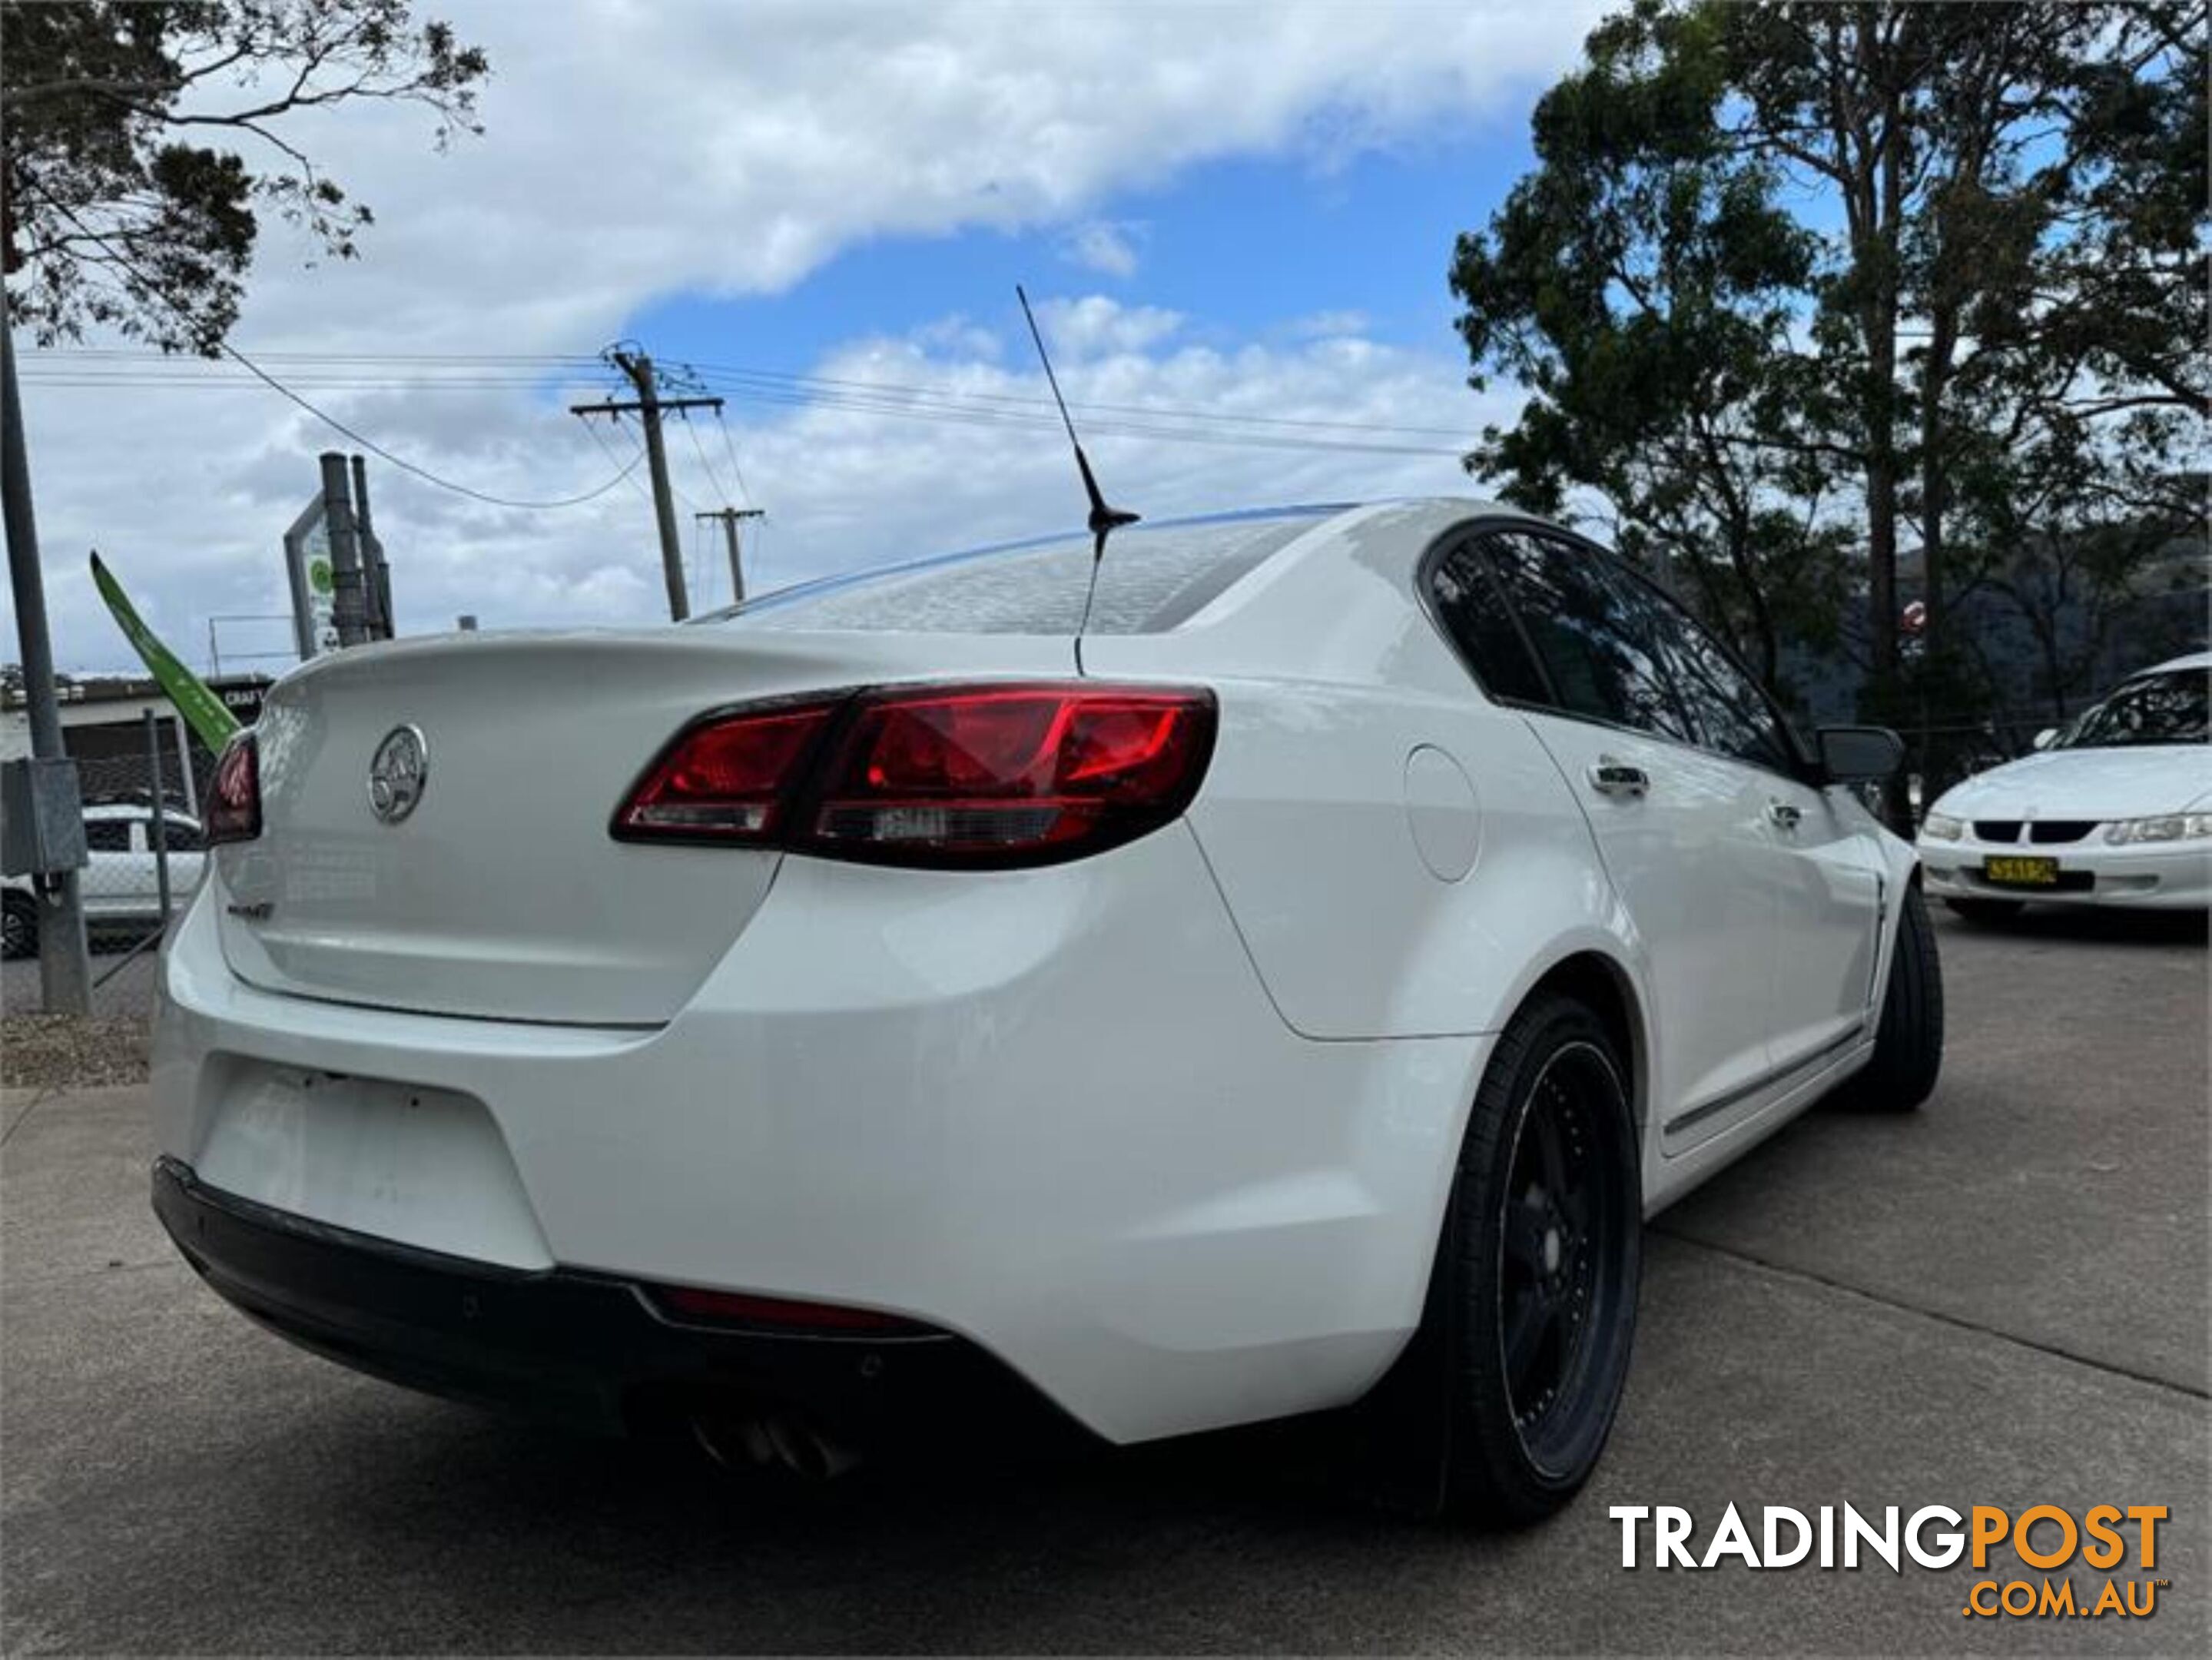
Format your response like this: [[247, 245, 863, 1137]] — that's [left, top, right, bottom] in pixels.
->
[[2104, 814, 2212, 845], [1920, 812, 1964, 842]]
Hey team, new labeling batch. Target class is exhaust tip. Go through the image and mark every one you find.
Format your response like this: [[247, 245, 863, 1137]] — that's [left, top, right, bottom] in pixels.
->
[[764, 1413, 863, 1482], [691, 1409, 861, 1482]]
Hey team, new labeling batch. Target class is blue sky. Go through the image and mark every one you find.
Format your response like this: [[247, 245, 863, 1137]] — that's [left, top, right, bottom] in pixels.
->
[[631, 131, 1535, 378]]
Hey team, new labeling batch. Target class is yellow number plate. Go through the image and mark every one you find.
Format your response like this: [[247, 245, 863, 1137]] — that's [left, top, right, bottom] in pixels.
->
[[1984, 855, 2059, 886]]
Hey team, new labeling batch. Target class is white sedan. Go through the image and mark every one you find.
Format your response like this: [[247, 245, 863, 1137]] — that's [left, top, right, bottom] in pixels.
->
[[149, 500, 1938, 1522], [1919, 651, 2212, 918]]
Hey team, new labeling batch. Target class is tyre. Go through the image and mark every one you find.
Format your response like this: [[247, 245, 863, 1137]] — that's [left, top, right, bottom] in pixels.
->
[[2, 892, 36, 961], [1361, 993, 1641, 1525], [1944, 897, 2025, 925], [1846, 884, 1944, 1111]]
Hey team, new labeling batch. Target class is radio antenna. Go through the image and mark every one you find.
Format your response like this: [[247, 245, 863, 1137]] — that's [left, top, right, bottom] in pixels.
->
[[1016, 284, 1139, 667]]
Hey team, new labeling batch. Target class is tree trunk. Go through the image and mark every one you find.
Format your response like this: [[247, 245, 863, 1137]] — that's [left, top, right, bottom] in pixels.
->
[[1866, 32, 1905, 697], [2039, 625, 2067, 726], [1920, 309, 1955, 649], [1728, 518, 1781, 689], [1860, 9, 1911, 829]]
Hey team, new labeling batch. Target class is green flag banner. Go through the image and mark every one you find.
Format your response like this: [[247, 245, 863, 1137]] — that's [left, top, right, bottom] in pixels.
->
[[89, 552, 242, 752]]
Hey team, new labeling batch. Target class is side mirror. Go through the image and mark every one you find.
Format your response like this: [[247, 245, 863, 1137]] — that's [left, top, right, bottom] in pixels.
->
[[2031, 728, 2057, 751], [1816, 725, 1905, 785]]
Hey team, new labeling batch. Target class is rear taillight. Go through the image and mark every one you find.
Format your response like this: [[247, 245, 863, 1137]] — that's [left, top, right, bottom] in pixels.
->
[[612, 682, 1215, 868], [613, 699, 834, 840], [808, 686, 1214, 864], [207, 734, 260, 845]]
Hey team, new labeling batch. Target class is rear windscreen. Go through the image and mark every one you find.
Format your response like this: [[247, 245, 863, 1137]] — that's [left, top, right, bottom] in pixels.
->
[[718, 512, 1330, 636]]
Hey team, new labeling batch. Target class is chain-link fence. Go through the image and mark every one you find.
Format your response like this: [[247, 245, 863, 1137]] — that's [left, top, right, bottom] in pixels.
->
[[2, 735, 204, 1018]]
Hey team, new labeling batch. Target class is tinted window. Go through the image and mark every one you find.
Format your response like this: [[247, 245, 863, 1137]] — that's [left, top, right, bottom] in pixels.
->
[[1427, 540, 1550, 703], [721, 513, 1328, 636], [1600, 566, 1797, 772], [84, 821, 130, 853], [2061, 669, 2208, 749], [162, 820, 202, 853], [1480, 531, 1695, 743]]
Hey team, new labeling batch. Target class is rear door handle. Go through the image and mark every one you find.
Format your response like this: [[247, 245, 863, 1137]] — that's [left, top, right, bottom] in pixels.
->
[[1587, 759, 1649, 798], [1767, 798, 1803, 831]]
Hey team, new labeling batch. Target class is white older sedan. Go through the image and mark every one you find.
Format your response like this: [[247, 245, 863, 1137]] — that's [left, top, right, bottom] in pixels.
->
[[2, 802, 204, 958], [1919, 651, 2212, 918]]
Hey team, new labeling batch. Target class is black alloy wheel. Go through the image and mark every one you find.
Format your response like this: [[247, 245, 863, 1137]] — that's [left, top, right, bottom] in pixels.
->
[[1842, 882, 1945, 1111], [1356, 993, 1640, 1526], [1494, 1039, 1630, 1477]]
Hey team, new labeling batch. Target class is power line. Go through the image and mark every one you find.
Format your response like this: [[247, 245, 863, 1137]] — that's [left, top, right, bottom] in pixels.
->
[[680, 410, 739, 507], [691, 379, 1462, 456], [25, 366, 1469, 456], [713, 407, 756, 508], [31, 357, 648, 506], [28, 347, 605, 364], [20, 198, 652, 510], [575, 412, 661, 511], [678, 359, 1477, 440], [23, 344, 1479, 446]]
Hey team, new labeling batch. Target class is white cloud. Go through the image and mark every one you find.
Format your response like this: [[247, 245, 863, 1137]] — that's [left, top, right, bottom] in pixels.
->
[[1031, 295, 1185, 358], [910, 314, 1004, 360], [2, 0, 1600, 672], [111, 0, 1602, 352], [1063, 220, 1144, 278]]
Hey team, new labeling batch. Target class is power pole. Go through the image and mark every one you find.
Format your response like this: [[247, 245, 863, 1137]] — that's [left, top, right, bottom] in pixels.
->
[[350, 454, 393, 639], [695, 507, 764, 606], [2, 320, 92, 1012], [571, 352, 721, 622], [319, 451, 370, 646]]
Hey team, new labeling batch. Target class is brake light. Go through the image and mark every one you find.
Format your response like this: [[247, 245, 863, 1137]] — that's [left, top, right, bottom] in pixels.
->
[[206, 734, 260, 845], [807, 686, 1214, 864], [613, 699, 834, 841], [612, 682, 1215, 867]]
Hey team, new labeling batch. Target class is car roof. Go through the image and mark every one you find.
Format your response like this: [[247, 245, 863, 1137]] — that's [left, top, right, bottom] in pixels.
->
[[2132, 649, 2212, 677], [717, 497, 1525, 624]]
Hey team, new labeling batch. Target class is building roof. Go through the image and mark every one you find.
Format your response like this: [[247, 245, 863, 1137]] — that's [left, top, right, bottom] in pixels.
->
[[1, 672, 273, 713]]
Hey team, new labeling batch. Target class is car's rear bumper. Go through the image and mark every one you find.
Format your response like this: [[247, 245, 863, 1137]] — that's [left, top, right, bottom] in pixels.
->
[[1919, 840, 2212, 909], [151, 825, 1487, 1444], [152, 1154, 1077, 1446]]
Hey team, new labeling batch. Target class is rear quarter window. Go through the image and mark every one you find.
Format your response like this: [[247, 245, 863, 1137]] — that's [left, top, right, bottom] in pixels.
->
[[1425, 539, 1550, 704]]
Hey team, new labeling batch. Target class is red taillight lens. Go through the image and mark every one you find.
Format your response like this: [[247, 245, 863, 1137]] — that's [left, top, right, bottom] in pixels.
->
[[206, 734, 260, 845], [806, 686, 1216, 865], [612, 699, 837, 842], [612, 683, 1215, 866]]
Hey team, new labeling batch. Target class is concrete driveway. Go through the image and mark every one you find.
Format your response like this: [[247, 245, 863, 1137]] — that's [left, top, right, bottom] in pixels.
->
[[3, 908, 2205, 1654]]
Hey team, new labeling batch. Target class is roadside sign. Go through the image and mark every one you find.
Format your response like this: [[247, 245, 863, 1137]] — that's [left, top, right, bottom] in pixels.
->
[[284, 493, 332, 659], [303, 518, 339, 652]]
